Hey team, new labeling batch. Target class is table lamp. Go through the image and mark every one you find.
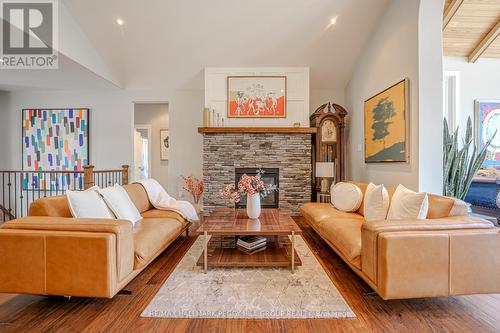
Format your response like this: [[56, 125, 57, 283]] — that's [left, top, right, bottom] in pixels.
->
[[316, 162, 335, 193]]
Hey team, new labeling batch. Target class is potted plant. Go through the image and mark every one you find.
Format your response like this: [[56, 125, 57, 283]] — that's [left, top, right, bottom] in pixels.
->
[[221, 169, 278, 219], [443, 117, 496, 202]]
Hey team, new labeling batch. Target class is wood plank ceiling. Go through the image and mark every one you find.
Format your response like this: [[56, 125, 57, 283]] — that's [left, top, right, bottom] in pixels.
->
[[443, 0, 500, 62]]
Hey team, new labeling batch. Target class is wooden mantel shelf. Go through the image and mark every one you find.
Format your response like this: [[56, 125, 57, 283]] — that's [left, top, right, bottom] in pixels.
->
[[197, 127, 317, 134]]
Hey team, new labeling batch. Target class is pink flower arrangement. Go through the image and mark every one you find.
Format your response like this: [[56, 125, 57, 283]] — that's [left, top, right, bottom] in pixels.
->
[[182, 175, 204, 204], [221, 170, 278, 204]]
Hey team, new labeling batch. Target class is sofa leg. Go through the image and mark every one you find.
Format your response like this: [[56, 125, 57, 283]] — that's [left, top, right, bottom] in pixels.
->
[[362, 291, 379, 297]]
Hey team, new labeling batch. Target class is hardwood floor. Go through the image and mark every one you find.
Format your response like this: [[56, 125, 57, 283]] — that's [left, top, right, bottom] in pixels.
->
[[1, 217, 500, 332]]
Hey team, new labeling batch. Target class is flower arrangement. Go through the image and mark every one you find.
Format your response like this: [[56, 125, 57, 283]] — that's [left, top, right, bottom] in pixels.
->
[[221, 169, 278, 204], [182, 175, 204, 204]]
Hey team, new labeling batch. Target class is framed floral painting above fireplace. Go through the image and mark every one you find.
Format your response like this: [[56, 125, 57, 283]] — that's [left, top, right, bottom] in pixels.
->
[[227, 76, 286, 118]]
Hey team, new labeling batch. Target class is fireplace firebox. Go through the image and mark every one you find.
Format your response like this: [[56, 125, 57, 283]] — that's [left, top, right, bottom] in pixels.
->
[[234, 168, 279, 208]]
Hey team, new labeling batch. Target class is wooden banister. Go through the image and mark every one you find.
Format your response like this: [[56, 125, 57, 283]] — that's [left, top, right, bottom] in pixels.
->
[[83, 165, 95, 190], [121, 165, 129, 185]]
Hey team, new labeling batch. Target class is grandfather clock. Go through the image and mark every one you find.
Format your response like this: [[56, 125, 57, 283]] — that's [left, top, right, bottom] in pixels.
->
[[310, 102, 348, 201]]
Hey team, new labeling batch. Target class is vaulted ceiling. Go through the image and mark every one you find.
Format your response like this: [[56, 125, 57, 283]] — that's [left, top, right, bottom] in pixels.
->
[[443, 0, 500, 62], [60, 0, 389, 90]]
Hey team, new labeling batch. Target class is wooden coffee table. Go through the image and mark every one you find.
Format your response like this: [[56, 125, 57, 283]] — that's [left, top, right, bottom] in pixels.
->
[[196, 208, 302, 273]]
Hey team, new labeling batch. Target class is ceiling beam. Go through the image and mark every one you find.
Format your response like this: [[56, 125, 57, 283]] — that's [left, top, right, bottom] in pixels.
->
[[443, 0, 465, 30], [468, 19, 500, 63]]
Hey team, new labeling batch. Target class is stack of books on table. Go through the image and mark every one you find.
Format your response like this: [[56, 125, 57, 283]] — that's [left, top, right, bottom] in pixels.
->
[[237, 236, 267, 255]]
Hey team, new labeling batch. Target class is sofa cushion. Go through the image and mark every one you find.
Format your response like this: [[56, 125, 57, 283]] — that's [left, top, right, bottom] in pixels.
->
[[98, 185, 142, 225], [387, 184, 429, 220], [319, 218, 363, 261], [133, 218, 182, 269], [66, 187, 115, 219], [141, 209, 187, 224], [300, 202, 363, 230], [29, 195, 72, 217], [427, 194, 463, 218], [123, 183, 154, 213], [363, 182, 390, 222], [331, 182, 363, 212], [351, 182, 368, 216]]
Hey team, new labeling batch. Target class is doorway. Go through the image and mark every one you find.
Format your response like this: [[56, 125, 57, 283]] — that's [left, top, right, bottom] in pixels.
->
[[133, 103, 169, 188], [134, 125, 152, 181]]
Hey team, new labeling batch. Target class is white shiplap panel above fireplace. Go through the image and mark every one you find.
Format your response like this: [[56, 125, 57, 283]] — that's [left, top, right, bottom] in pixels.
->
[[204, 67, 310, 128]]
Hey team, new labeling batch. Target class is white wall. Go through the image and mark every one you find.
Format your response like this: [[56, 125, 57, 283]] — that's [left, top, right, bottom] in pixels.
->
[[134, 103, 169, 188], [205, 67, 310, 127], [169, 90, 204, 198], [0, 88, 203, 198], [345, 0, 420, 190], [417, 0, 445, 194], [310, 88, 346, 114], [345, 0, 444, 193], [0, 90, 132, 170], [444, 57, 500, 134]]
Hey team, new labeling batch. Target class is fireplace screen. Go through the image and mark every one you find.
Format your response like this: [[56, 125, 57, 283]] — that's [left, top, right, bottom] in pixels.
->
[[234, 168, 279, 208]]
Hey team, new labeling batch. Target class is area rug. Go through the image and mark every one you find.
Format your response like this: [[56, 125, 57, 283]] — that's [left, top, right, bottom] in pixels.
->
[[141, 236, 355, 319]]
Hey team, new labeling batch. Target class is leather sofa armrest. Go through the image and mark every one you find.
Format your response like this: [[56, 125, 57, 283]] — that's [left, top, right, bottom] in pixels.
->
[[1, 216, 135, 295], [360, 215, 496, 288], [362, 215, 494, 234], [2, 216, 133, 235]]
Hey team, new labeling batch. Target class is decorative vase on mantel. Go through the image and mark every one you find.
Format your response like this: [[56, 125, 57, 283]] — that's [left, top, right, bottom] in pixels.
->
[[246, 193, 261, 219]]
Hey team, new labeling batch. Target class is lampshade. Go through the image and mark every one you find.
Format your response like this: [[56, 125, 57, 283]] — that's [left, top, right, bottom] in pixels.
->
[[315, 162, 335, 177]]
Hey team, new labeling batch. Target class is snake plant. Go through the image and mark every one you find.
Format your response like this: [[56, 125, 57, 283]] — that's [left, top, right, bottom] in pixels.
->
[[443, 116, 496, 200]]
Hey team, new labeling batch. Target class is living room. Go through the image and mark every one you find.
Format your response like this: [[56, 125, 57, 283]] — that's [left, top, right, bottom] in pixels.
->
[[0, 0, 499, 332]]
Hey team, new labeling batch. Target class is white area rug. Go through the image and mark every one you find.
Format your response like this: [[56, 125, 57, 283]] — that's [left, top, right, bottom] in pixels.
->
[[141, 236, 355, 319]]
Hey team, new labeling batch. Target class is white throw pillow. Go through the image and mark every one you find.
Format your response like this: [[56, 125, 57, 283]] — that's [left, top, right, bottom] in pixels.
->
[[98, 184, 142, 225], [66, 186, 115, 219], [331, 182, 363, 212], [387, 184, 429, 220], [363, 182, 390, 222]]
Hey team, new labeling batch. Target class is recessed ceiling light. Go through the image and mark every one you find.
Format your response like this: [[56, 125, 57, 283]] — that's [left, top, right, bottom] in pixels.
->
[[330, 16, 338, 25], [116, 18, 124, 26]]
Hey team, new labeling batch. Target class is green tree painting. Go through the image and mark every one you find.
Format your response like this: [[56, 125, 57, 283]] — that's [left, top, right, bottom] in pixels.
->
[[371, 97, 396, 148]]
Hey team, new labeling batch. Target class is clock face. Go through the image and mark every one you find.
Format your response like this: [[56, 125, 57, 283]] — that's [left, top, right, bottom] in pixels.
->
[[321, 120, 337, 142]]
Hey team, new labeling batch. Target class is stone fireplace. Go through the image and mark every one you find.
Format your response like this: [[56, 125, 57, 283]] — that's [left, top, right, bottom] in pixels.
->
[[200, 129, 313, 216]]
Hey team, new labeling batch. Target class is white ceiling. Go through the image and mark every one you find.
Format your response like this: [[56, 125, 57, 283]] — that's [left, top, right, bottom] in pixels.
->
[[0, 54, 120, 91], [62, 0, 389, 90], [0, 0, 390, 91]]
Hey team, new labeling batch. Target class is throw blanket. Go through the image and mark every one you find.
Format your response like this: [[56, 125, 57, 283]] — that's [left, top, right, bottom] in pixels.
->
[[135, 179, 199, 222]]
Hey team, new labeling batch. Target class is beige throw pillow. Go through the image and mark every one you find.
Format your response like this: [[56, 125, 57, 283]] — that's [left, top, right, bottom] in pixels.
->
[[331, 182, 363, 212], [387, 184, 429, 220], [66, 186, 115, 219], [98, 184, 142, 225], [363, 182, 389, 221]]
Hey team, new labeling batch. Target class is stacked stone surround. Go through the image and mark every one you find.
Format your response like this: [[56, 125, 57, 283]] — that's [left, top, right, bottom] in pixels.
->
[[202, 133, 312, 216]]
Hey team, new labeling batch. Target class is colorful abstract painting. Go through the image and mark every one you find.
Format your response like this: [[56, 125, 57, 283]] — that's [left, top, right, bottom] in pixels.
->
[[475, 100, 500, 167], [227, 76, 286, 118], [364, 79, 409, 163], [22, 108, 90, 189]]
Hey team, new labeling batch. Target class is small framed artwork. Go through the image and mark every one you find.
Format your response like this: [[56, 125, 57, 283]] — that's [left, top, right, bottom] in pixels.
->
[[364, 78, 410, 163], [227, 76, 286, 118], [160, 129, 169, 161], [475, 100, 500, 167]]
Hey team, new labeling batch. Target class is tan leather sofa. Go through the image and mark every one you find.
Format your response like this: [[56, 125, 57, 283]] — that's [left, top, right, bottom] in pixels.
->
[[0, 184, 190, 298], [300, 182, 500, 300]]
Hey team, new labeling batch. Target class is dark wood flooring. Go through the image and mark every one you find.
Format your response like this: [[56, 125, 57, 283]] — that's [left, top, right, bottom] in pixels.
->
[[1, 217, 500, 333]]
